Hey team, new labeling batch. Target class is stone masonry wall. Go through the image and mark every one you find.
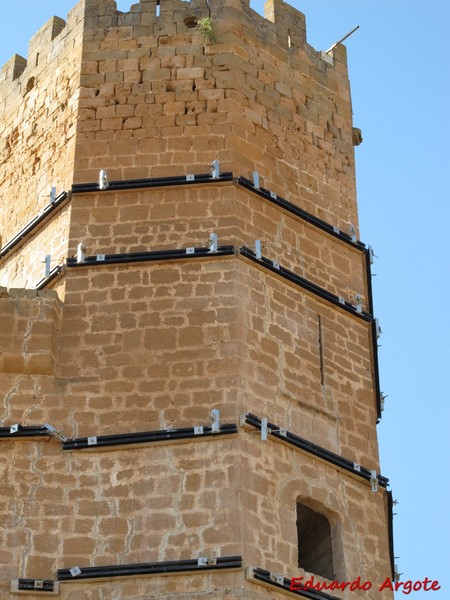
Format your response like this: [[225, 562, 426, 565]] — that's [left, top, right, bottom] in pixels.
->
[[0, 8, 82, 245], [0, 205, 71, 290], [67, 184, 369, 311], [0, 287, 61, 375], [74, 0, 359, 232], [0, 256, 389, 599], [0, 1, 393, 599]]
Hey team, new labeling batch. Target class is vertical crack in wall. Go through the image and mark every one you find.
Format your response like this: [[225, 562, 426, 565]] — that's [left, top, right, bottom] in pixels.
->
[[2, 376, 25, 421]]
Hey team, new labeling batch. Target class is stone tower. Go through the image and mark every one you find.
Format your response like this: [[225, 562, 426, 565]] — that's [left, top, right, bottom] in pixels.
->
[[0, 0, 395, 598]]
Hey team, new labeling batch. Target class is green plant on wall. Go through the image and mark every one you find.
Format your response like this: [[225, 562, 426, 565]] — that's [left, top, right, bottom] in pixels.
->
[[197, 17, 216, 43]]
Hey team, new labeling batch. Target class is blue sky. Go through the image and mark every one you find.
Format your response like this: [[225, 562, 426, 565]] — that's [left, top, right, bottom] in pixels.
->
[[1, 1, 449, 598]]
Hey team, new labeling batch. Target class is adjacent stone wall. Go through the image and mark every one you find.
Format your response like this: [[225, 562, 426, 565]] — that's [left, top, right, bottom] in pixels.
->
[[0, 205, 71, 289], [0, 8, 82, 245]]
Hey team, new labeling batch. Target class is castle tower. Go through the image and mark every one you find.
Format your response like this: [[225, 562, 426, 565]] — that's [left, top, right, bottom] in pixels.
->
[[0, 0, 395, 598]]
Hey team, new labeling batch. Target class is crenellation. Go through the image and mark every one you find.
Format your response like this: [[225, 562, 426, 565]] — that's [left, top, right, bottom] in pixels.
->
[[28, 16, 67, 64], [0, 54, 27, 85]]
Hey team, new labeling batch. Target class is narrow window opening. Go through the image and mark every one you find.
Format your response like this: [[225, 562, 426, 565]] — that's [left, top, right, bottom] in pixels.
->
[[318, 315, 324, 385], [25, 77, 35, 94], [287, 29, 292, 48], [297, 502, 334, 580], [35, 53, 40, 67], [156, 0, 161, 17]]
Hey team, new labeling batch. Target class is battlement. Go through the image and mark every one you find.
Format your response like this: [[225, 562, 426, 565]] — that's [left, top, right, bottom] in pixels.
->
[[0, 15, 69, 91]]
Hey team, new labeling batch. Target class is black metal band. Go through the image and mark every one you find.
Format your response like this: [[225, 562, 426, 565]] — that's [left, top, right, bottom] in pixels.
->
[[57, 556, 242, 582], [236, 176, 365, 251], [0, 192, 69, 262], [63, 423, 238, 451], [243, 413, 388, 488], [71, 172, 234, 194]]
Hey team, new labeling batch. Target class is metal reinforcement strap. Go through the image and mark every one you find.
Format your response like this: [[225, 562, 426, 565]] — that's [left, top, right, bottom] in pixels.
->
[[63, 423, 238, 451], [0, 191, 69, 262], [0, 425, 51, 441], [236, 176, 365, 251], [71, 172, 234, 194], [239, 246, 372, 322], [57, 556, 242, 581], [242, 413, 388, 488], [66, 245, 236, 268]]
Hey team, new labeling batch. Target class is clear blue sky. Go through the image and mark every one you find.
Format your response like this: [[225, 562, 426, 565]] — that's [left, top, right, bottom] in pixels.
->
[[1, 1, 449, 598]]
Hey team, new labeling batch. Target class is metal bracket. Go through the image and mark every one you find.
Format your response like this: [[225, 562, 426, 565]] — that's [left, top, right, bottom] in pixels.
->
[[261, 418, 268, 441], [44, 255, 52, 277], [211, 160, 220, 179], [197, 555, 217, 566], [210, 409, 220, 433], [375, 318, 382, 339], [10, 579, 59, 595], [42, 423, 67, 442], [370, 469, 378, 493], [76, 242, 86, 264], [99, 169, 109, 190], [209, 232, 218, 253], [269, 573, 284, 585]]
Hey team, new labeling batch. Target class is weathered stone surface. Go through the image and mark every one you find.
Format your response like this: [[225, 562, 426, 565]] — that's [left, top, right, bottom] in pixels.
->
[[0, 0, 392, 599]]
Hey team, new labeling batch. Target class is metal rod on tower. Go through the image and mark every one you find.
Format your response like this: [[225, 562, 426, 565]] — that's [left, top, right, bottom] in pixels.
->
[[325, 25, 360, 54]]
